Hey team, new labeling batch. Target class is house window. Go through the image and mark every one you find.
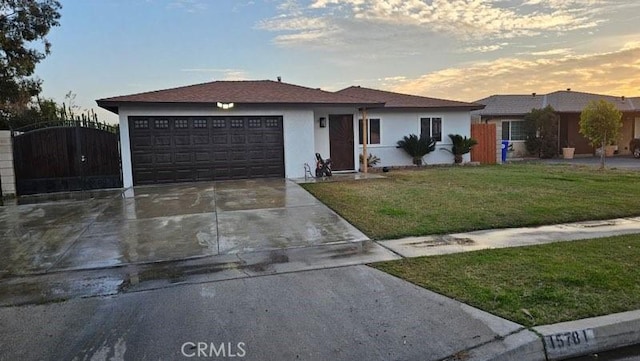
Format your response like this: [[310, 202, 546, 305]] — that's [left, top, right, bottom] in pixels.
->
[[502, 120, 527, 141], [420, 117, 442, 141], [358, 118, 380, 144]]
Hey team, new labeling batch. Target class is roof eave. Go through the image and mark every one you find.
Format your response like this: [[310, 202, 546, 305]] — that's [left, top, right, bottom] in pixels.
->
[[367, 105, 485, 111], [95, 100, 384, 110]]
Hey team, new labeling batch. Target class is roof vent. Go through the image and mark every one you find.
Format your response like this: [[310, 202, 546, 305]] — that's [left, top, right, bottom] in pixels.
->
[[277, 76, 282, 82]]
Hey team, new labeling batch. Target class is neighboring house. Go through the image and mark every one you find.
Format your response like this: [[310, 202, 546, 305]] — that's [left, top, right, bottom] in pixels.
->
[[97, 80, 482, 187], [473, 90, 640, 157]]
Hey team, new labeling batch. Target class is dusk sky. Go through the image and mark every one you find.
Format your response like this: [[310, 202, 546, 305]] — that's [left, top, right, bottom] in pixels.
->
[[36, 0, 640, 123]]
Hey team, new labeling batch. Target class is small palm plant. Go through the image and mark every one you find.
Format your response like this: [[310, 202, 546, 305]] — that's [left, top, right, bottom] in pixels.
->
[[444, 134, 478, 163], [396, 134, 436, 166], [359, 153, 381, 167]]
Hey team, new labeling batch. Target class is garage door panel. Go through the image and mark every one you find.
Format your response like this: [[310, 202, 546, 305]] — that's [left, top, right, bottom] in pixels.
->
[[193, 136, 210, 145], [211, 135, 228, 144], [134, 153, 154, 165], [133, 137, 153, 147], [231, 135, 246, 144], [129, 116, 284, 185], [174, 152, 192, 163], [195, 152, 211, 162], [154, 153, 172, 164], [175, 169, 195, 182], [155, 136, 171, 146], [174, 135, 191, 146]]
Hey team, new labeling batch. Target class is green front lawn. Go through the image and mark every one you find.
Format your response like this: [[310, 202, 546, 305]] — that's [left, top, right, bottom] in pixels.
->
[[302, 164, 640, 240], [372, 235, 640, 326]]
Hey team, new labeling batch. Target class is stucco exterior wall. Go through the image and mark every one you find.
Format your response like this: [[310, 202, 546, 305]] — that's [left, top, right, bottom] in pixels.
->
[[117, 104, 316, 187], [357, 109, 473, 167], [0, 131, 16, 196]]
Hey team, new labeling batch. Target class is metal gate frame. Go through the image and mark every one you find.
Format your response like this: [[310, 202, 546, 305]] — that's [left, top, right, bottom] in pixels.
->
[[11, 120, 123, 196]]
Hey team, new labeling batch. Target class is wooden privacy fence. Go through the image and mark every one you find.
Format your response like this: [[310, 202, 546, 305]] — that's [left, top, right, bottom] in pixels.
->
[[471, 123, 497, 164]]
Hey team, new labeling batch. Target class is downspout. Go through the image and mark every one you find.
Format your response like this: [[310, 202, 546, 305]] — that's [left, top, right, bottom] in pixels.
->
[[361, 108, 368, 173]]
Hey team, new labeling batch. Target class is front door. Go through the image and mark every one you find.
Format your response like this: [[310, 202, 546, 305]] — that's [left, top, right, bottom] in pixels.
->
[[329, 114, 355, 171]]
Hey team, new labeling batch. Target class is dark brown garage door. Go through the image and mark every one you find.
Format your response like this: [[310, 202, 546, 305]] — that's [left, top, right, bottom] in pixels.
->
[[129, 116, 284, 185]]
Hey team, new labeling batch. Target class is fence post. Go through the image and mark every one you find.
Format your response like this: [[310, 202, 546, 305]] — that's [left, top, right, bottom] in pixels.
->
[[0, 130, 16, 198]]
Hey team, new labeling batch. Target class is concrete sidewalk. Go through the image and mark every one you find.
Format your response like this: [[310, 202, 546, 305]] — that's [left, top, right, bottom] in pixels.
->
[[378, 217, 640, 360], [379, 216, 640, 258]]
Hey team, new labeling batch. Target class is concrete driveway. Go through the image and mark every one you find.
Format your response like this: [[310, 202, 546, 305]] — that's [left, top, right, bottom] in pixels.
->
[[0, 179, 398, 304]]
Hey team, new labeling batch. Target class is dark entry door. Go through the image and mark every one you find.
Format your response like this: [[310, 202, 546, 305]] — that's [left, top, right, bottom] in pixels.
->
[[329, 114, 355, 171]]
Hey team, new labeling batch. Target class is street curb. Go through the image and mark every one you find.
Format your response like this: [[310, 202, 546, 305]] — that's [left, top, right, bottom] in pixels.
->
[[461, 309, 640, 360], [533, 309, 640, 360], [465, 328, 545, 361]]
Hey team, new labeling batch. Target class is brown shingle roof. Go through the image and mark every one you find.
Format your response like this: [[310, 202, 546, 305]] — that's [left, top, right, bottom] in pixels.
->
[[474, 90, 640, 116], [473, 94, 545, 116], [97, 80, 382, 112], [336, 86, 485, 110], [546, 90, 636, 112]]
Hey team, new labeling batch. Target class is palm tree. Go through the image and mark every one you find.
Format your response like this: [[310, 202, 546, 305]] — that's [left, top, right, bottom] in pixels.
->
[[396, 134, 436, 166], [444, 134, 478, 163]]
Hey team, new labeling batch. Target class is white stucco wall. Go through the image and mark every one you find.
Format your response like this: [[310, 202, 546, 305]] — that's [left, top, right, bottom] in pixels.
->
[[357, 109, 473, 167], [117, 104, 315, 187]]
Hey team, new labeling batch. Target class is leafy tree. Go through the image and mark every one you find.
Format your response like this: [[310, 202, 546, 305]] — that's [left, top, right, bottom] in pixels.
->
[[0, 0, 62, 127], [396, 134, 436, 166], [524, 105, 559, 159], [579, 99, 623, 169]]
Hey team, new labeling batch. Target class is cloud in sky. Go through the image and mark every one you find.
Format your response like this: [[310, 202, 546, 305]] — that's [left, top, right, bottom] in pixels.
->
[[387, 44, 640, 101], [167, 0, 207, 13], [258, 0, 611, 49]]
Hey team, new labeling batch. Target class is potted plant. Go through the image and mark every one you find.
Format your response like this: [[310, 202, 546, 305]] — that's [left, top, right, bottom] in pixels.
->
[[442, 134, 478, 164], [396, 134, 436, 166], [605, 141, 617, 157], [359, 153, 380, 169], [562, 141, 575, 159]]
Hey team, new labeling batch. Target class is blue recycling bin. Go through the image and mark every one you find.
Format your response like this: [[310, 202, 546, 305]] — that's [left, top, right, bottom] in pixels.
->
[[501, 141, 509, 162]]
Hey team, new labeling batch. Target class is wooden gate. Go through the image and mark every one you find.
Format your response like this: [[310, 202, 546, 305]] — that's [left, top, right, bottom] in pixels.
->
[[471, 123, 497, 164], [12, 120, 122, 195]]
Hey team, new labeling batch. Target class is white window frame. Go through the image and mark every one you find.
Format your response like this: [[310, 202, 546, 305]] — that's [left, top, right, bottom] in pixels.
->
[[502, 120, 527, 141], [419, 117, 443, 142]]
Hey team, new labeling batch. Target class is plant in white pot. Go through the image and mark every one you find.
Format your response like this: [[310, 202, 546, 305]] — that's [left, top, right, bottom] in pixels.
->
[[562, 141, 575, 159]]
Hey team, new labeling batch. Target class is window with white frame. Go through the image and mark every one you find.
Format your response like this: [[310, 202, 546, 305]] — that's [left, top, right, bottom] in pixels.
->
[[358, 118, 380, 144], [420, 117, 442, 141], [502, 120, 527, 141]]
